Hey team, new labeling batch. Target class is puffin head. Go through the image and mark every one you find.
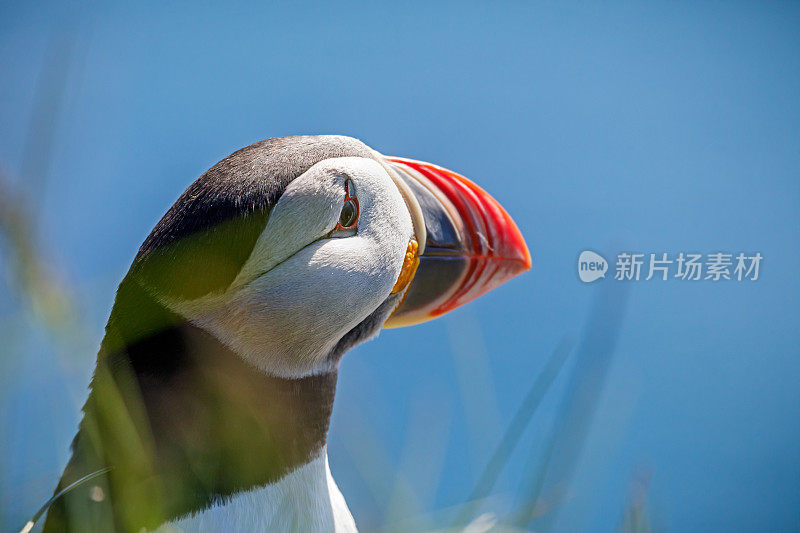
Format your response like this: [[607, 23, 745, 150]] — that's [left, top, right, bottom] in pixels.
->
[[132, 135, 531, 379], [41, 135, 531, 532]]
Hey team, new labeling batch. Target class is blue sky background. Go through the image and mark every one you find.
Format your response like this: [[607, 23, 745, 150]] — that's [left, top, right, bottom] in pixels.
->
[[1, 2, 798, 531]]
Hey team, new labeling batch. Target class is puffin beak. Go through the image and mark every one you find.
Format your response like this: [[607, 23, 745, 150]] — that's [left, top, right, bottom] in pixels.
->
[[381, 156, 532, 328]]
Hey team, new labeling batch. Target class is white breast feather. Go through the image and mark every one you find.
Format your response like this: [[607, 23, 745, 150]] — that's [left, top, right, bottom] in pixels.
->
[[159, 449, 357, 532]]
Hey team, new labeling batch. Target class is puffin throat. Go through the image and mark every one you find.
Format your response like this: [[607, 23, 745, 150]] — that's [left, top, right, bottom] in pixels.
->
[[43, 278, 338, 532]]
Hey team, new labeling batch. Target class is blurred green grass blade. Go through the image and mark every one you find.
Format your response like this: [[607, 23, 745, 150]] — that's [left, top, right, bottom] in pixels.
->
[[18, 466, 111, 533], [446, 312, 502, 472], [512, 280, 630, 529], [20, 31, 76, 209], [453, 335, 575, 527]]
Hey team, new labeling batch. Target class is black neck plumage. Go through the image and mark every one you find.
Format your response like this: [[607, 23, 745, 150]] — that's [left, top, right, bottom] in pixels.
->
[[42, 275, 337, 532]]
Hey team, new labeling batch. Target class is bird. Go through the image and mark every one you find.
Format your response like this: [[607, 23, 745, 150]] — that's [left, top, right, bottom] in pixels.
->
[[38, 135, 531, 532]]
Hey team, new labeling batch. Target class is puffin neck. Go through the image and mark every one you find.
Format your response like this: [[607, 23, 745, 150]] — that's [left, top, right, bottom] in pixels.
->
[[46, 276, 338, 531]]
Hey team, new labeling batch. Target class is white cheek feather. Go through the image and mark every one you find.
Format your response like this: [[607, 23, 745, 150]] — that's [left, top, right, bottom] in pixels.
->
[[159, 449, 356, 533], [165, 157, 413, 378]]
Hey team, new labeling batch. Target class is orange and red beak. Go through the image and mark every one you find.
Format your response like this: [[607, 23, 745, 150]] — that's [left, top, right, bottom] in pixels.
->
[[381, 156, 531, 328]]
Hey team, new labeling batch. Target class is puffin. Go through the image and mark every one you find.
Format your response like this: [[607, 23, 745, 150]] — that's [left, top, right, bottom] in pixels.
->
[[37, 135, 530, 532]]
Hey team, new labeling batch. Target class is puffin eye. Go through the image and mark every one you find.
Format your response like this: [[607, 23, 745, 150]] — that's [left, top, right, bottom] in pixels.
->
[[339, 200, 358, 228], [334, 179, 359, 231]]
